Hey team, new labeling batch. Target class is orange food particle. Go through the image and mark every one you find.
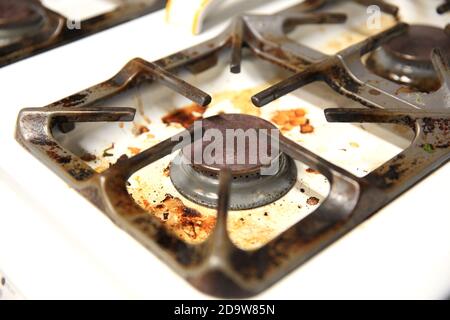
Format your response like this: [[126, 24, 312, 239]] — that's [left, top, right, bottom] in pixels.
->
[[300, 124, 314, 134], [272, 109, 309, 130], [295, 109, 305, 117], [290, 116, 308, 126], [128, 147, 141, 155]]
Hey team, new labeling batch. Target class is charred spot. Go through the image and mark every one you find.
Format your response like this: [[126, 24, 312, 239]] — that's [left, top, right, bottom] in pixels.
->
[[68, 168, 94, 181], [46, 150, 71, 164], [80, 152, 96, 162], [60, 93, 88, 107], [29, 138, 57, 146], [399, 115, 416, 129], [422, 117, 436, 134], [383, 163, 405, 183], [182, 207, 201, 218], [163, 194, 174, 202], [328, 65, 361, 94]]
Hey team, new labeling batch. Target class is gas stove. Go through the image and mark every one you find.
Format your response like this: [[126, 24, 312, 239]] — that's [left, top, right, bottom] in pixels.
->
[[0, 0, 165, 67], [1, 0, 449, 299]]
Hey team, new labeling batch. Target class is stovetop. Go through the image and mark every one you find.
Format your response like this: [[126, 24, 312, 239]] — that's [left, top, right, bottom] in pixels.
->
[[0, 0, 449, 299]]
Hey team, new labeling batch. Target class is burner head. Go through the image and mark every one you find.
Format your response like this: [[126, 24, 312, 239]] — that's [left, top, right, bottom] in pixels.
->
[[366, 25, 450, 92], [183, 113, 280, 175], [170, 114, 298, 210], [0, 0, 45, 39]]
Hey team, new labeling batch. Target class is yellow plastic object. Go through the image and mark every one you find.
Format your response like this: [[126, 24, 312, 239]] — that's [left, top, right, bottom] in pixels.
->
[[165, 0, 223, 35]]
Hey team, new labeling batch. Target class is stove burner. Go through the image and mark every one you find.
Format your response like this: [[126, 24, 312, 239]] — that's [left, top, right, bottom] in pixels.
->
[[170, 114, 298, 210], [0, 0, 45, 39], [366, 25, 450, 92]]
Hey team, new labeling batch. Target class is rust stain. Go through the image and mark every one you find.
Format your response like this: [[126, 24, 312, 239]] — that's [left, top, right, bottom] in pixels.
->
[[141, 194, 216, 243], [162, 103, 206, 128]]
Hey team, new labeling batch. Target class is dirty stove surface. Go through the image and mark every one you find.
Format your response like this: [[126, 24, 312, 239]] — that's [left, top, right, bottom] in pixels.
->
[[0, 0, 449, 299]]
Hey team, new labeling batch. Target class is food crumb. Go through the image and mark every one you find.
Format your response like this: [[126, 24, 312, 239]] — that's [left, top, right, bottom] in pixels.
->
[[271, 109, 314, 133], [300, 124, 314, 134], [128, 147, 141, 155], [163, 165, 171, 177], [307, 196, 320, 206], [132, 123, 149, 136], [102, 143, 115, 157], [80, 152, 96, 162]]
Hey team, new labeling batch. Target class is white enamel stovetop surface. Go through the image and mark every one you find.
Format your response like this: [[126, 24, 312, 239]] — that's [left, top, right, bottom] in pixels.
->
[[0, 0, 449, 299]]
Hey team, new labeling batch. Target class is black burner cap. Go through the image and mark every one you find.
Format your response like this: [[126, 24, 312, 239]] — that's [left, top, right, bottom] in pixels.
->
[[383, 25, 450, 62], [366, 24, 450, 92], [0, 0, 43, 30]]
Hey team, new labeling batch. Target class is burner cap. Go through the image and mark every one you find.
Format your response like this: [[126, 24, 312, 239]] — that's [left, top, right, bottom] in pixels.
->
[[366, 25, 450, 92], [182, 113, 280, 175], [170, 114, 298, 210], [0, 0, 45, 38]]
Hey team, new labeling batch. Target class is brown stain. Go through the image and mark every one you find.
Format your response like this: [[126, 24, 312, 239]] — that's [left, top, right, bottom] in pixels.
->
[[163, 164, 171, 177], [60, 93, 88, 107], [306, 196, 319, 206], [46, 149, 71, 164], [211, 84, 278, 116], [162, 103, 206, 128], [80, 152, 96, 162], [395, 86, 417, 95], [132, 123, 149, 136], [140, 194, 216, 243]]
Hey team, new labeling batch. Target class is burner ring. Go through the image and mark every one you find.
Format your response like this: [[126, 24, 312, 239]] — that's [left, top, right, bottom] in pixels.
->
[[170, 114, 298, 210], [0, 0, 46, 39], [170, 152, 298, 210], [366, 25, 450, 92]]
